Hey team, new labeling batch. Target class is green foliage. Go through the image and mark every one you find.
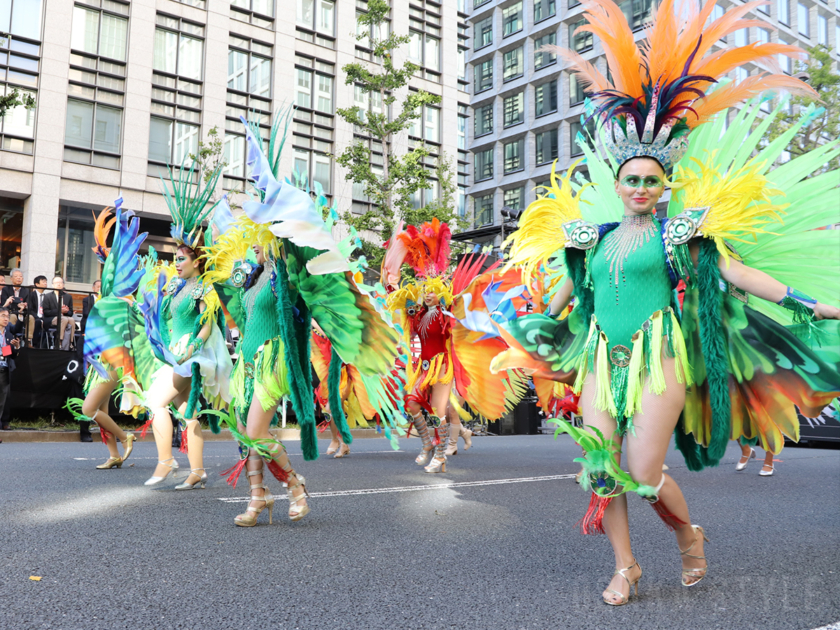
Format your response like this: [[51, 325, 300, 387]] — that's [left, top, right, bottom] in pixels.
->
[[190, 126, 227, 202], [764, 46, 840, 172], [0, 87, 35, 120], [334, 0, 467, 269]]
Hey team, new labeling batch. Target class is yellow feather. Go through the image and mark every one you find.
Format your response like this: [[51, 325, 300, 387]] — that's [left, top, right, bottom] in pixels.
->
[[673, 152, 788, 266], [503, 159, 590, 287]]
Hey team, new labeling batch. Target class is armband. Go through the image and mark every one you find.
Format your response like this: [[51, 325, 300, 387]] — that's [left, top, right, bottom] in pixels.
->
[[778, 287, 817, 324]]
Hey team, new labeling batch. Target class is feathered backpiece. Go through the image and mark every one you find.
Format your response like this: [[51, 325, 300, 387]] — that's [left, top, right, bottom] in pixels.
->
[[394, 218, 452, 279], [91, 202, 118, 264], [549, 0, 816, 170], [160, 157, 223, 250]]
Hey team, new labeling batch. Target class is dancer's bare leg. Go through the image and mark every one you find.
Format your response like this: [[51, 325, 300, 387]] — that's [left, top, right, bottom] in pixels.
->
[[579, 374, 638, 604], [176, 398, 205, 485], [146, 368, 190, 478], [625, 356, 705, 585], [82, 379, 124, 460]]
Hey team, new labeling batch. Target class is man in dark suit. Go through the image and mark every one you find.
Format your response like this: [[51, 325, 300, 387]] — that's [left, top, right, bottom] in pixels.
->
[[26, 275, 48, 346], [43, 276, 75, 351], [80, 279, 101, 334], [0, 307, 21, 433], [1, 269, 30, 327]]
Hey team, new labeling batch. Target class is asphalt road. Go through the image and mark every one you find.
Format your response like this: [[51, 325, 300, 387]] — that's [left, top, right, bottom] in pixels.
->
[[0, 434, 838, 630]]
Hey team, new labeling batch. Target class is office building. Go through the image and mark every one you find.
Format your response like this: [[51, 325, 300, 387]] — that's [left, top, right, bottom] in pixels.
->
[[459, 0, 839, 249], [0, 0, 467, 291]]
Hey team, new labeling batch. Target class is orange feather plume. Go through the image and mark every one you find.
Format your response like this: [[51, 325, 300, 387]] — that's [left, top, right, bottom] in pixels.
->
[[92, 207, 116, 261], [576, 0, 643, 95]]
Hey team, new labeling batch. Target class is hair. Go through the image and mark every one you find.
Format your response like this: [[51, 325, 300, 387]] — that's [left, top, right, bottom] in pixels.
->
[[53, 275, 64, 283], [615, 156, 666, 180], [92, 279, 101, 288], [33, 275, 47, 285], [10, 269, 22, 277], [0, 307, 9, 316], [177, 244, 206, 275]]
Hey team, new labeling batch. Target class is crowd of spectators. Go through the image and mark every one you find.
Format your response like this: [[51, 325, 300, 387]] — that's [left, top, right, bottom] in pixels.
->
[[0, 271, 100, 440]]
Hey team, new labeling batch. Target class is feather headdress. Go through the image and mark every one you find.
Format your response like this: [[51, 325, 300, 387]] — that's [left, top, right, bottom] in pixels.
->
[[159, 158, 223, 250], [547, 0, 817, 169], [384, 218, 452, 281], [91, 200, 119, 264]]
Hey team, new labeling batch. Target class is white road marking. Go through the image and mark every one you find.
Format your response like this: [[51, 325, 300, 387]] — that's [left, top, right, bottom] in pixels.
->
[[810, 624, 840, 630], [217, 474, 576, 502]]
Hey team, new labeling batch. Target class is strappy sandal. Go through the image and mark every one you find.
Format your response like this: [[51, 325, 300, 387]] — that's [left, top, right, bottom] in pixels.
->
[[235, 457, 274, 527], [603, 559, 642, 606], [284, 467, 310, 522], [680, 525, 710, 587], [144, 457, 179, 486]]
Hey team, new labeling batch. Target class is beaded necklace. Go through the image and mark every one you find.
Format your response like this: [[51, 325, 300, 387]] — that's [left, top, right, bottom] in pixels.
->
[[601, 213, 657, 302]]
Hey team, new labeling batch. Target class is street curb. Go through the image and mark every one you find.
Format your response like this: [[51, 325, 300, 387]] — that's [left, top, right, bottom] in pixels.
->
[[0, 427, 389, 443]]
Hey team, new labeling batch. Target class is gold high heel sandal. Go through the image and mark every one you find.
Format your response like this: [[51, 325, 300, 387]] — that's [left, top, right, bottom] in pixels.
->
[[286, 471, 310, 522], [235, 459, 274, 527], [680, 525, 710, 587], [333, 443, 350, 459], [603, 559, 642, 606], [120, 433, 136, 463], [96, 456, 123, 470], [424, 457, 446, 473], [326, 441, 340, 455]]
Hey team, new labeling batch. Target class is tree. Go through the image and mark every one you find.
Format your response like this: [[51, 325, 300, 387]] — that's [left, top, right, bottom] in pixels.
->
[[764, 45, 840, 171], [189, 126, 228, 203], [335, 0, 467, 268], [0, 88, 35, 120]]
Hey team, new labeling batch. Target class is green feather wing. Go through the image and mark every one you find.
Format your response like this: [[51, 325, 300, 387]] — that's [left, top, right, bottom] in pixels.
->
[[284, 242, 400, 377]]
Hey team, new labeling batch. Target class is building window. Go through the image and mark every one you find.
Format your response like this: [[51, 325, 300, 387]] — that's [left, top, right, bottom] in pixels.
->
[[0, 0, 43, 41], [502, 2, 523, 38], [355, 6, 390, 61], [458, 46, 467, 82], [797, 3, 809, 37], [569, 0, 581, 7], [475, 58, 493, 93], [734, 28, 748, 47], [534, 0, 556, 23], [778, 38, 792, 73], [778, 0, 790, 25], [55, 206, 100, 285], [475, 15, 493, 50], [709, 4, 726, 41], [231, 0, 274, 29], [569, 119, 595, 156], [475, 147, 493, 182], [757, 28, 770, 45], [620, 0, 655, 31], [71, 2, 128, 62], [503, 46, 524, 82], [293, 55, 334, 196], [0, 34, 39, 155], [757, 1, 769, 13], [409, 31, 441, 74], [535, 128, 558, 164], [503, 186, 524, 211], [474, 193, 493, 226], [0, 197, 23, 271], [535, 79, 557, 117], [534, 32, 557, 70], [294, 58, 334, 115], [64, 98, 122, 169], [504, 138, 524, 174], [65, 0, 128, 168], [224, 35, 272, 190], [570, 73, 585, 105], [149, 15, 204, 173], [475, 102, 493, 137], [570, 20, 593, 52], [458, 104, 467, 150], [818, 14, 828, 45], [409, 104, 441, 144], [296, 0, 335, 48], [504, 91, 524, 128], [153, 15, 204, 81]]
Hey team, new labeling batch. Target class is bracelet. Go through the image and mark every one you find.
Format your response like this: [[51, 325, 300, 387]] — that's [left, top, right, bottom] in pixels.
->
[[777, 287, 816, 324]]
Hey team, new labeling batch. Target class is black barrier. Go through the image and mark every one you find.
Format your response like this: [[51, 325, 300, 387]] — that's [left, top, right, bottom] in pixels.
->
[[9, 347, 75, 409]]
